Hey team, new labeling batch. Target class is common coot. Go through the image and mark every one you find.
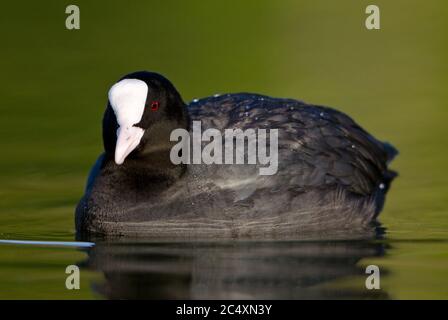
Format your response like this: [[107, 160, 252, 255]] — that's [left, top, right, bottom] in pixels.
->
[[76, 71, 397, 239]]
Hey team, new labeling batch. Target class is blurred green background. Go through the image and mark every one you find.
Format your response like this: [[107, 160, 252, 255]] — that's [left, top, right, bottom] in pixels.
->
[[0, 0, 447, 299]]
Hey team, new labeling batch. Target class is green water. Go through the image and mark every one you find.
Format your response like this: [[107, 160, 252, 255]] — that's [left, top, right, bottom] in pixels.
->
[[1, 0, 447, 299]]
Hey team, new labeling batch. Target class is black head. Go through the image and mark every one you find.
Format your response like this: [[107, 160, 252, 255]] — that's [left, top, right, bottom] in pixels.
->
[[102, 71, 188, 165]]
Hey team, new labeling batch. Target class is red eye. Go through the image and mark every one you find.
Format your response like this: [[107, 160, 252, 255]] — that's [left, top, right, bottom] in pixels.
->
[[150, 101, 159, 111]]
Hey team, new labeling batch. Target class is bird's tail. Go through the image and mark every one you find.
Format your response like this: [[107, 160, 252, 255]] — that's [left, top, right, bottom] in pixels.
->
[[383, 141, 398, 165], [381, 141, 398, 192]]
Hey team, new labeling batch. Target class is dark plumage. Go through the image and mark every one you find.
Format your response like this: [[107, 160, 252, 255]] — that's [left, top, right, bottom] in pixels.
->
[[76, 71, 397, 239]]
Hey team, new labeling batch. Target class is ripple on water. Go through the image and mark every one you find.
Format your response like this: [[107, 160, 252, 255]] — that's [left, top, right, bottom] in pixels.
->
[[0, 239, 95, 248]]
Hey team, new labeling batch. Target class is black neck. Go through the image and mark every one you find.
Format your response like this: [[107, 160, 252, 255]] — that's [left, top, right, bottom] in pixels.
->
[[98, 150, 184, 203]]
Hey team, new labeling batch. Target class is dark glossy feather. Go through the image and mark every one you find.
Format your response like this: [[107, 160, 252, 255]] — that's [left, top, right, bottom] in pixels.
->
[[76, 93, 397, 239]]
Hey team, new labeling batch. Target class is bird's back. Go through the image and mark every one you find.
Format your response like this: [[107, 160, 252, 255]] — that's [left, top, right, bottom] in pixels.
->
[[187, 93, 396, 196]]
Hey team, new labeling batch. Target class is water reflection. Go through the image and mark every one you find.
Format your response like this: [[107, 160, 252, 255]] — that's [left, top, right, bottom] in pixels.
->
[[82, 237, 389, 299]]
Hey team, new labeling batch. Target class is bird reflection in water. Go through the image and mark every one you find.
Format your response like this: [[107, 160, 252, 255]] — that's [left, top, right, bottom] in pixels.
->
[[81, 229, 389, 299]]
